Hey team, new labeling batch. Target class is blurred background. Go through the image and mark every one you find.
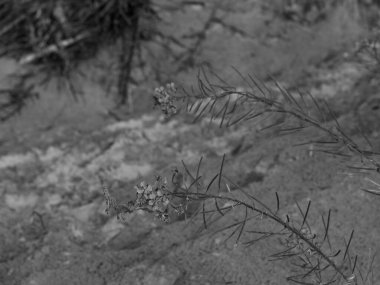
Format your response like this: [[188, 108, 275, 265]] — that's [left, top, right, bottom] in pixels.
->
[[1, 0, 379, 140], [1, 1, 380, 284]]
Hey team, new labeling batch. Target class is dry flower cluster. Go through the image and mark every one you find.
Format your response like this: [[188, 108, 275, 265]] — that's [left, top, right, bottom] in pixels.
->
[[153, 82, 178, 118]]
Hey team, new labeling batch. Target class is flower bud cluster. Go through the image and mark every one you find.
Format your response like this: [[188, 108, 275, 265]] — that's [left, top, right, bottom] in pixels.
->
[[153, 82, 177, 118], [135, 176, 171, 222]]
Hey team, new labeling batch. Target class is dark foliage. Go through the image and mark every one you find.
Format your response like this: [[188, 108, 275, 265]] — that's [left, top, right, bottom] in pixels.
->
[[0, 0, 156, 120]]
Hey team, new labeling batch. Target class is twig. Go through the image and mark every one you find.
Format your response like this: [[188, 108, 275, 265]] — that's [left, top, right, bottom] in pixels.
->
[[19, 32, 90, 65]]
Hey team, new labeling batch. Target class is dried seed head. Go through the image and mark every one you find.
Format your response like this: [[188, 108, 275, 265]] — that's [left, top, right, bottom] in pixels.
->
[[153, 84, 178, 118]]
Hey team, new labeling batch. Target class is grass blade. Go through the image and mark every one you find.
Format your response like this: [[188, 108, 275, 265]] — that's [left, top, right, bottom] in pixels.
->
[[235, 207, 248, 245], [202, 202, 207, 229], [214, 198, 224, 216], [342, 230, 354, 263], [206, 174, 219, 193], [275, 192, 280, 212], [322, 209, 332, 250], [218, 154, 226, 191]]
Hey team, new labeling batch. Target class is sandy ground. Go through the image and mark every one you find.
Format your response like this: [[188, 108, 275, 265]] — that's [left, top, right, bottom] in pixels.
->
[[1, 1, 380, 284]]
